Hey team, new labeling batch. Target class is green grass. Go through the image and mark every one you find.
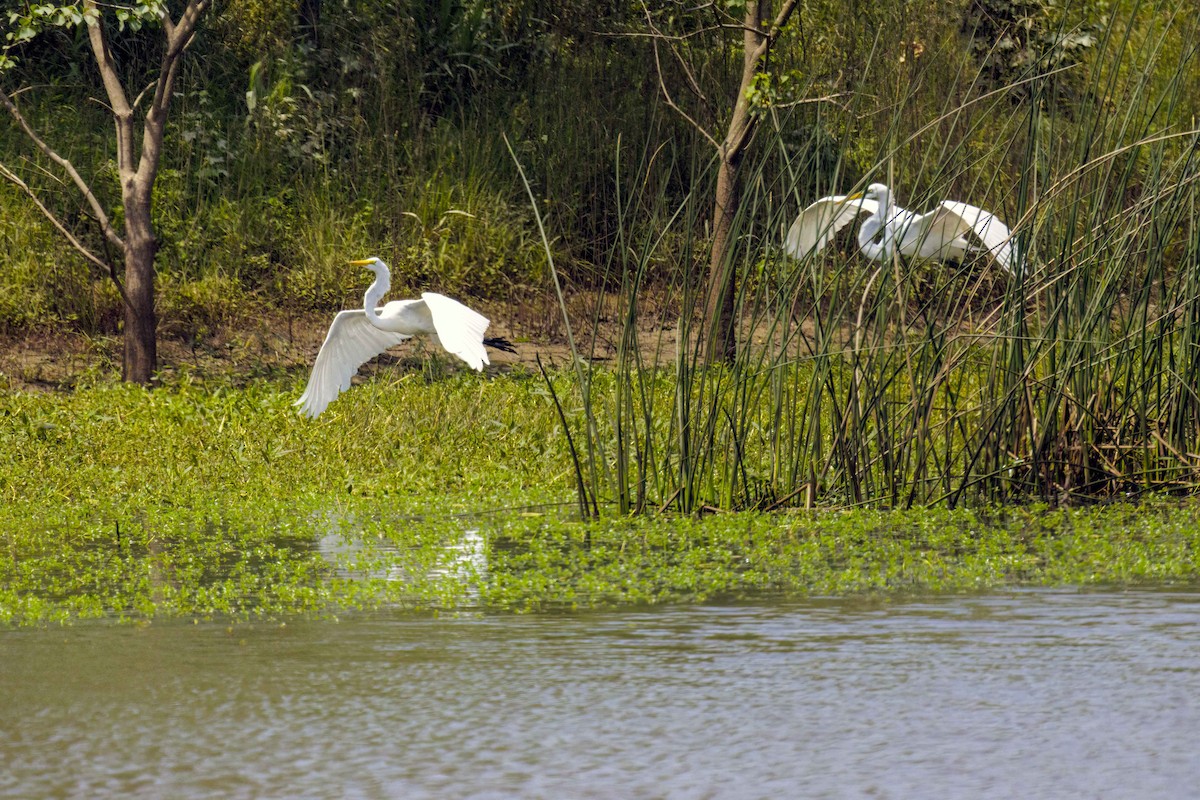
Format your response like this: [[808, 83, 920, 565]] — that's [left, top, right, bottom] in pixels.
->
[[2, 371, 1198, 626], [0, 369, 570, 514]]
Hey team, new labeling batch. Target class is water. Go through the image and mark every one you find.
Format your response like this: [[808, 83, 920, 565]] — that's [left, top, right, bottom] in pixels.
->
[[3, 588, 1199, 799]]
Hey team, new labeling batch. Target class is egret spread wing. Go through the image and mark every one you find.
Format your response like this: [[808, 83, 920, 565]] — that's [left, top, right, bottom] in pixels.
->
[[933, 201, 1018, 275], [295, 310, 412, 418], [784, 195, 879, 259], [421, 292, 491, 371]]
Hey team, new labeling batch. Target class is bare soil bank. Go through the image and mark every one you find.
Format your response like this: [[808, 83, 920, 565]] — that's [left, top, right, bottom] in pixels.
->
[[0, 289, 687, 391]]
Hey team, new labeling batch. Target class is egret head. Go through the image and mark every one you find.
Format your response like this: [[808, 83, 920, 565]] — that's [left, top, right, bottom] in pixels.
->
[[845, 184, 888, 202], [854, 183, 892, 201], [349, 256, 384, 273], [841, 184, 890, 213], [864, 183, 889, 200]]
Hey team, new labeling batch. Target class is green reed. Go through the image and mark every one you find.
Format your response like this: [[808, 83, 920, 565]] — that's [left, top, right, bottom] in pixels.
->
[[531, 0, 1200, 514]]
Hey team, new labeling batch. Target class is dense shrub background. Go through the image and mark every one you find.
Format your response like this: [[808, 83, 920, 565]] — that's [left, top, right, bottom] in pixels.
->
[[0, 0, 1192, 340]]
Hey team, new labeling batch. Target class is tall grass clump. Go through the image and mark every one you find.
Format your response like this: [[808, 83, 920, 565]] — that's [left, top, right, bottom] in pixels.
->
[[536, 0, 1200, 514]]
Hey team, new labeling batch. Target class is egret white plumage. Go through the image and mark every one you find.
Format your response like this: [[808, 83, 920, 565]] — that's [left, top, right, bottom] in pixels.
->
[[295, 257, 517, 418], [784, 183, 1020, 275]]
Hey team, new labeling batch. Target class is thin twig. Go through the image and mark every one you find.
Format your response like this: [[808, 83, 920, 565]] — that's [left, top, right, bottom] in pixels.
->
[[663, 27, 714, 111], [0, 88, 125, 250], [604, 25, 724, 41], [773, 92, 850, 111], [132, 79, 159, 111], [644, 8, 720, 149], [0, 162, 130, 307], [657, 486, 683, 514]]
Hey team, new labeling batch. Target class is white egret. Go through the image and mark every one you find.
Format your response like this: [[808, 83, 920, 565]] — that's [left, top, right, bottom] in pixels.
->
[[784, 183, 1019, 275], [295, 256, 517, 418]]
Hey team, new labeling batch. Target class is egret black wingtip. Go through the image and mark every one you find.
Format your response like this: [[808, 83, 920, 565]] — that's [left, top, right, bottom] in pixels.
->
[[484, 336, 518, 355]]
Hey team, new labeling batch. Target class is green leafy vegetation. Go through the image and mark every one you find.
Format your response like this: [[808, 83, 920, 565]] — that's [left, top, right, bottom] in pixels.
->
[[2, 0, 1175, 336], [1, 374, 1198, 626]]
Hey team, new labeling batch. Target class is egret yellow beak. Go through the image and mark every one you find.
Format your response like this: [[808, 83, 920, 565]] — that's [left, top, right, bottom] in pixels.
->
[[841, 191, 864, 203], [348, 258, 374, 266]]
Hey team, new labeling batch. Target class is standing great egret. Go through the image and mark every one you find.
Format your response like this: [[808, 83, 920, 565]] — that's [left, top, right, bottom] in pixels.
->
[[295, 256, 517, 418], [784, 183, 1019, 275]]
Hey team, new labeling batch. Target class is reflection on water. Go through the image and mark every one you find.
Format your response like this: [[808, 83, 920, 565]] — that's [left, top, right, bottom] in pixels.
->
[[315, 526, 487, 586], [309, 509, 488, 609], [3, 588, 1200, 799]]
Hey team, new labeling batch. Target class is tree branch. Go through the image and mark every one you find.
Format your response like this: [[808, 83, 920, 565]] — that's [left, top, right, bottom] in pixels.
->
[[726, 0, 802, 158], [651, 36, 721, 149], [167, 0, 213, 60], [641, 2, 715, 109], [640, 0, 802, 158], [642, 2, 720, 150], [83, 1, 137, 179], [773, 92, 849, 110], [764, 0, 803, 45], [663, 27, 713, 112], [0, 162, 130, 306], [132, 79, 158, 112], [160, 1, 176, 40], [0, 87, 125, 250], [605, 25, 724, 41], [139, 1, 211, 183], [82, 3, 132, 118]]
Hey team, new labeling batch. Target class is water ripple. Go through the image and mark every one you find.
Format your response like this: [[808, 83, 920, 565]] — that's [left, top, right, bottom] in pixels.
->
[[3, 588, 1199, 799]]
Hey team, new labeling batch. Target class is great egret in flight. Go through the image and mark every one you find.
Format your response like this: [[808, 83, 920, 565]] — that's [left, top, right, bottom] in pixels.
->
[[784, 183, 1019, 275], [295, 257, 517, 418]]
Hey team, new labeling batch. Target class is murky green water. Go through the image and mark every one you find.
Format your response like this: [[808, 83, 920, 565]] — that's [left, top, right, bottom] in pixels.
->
[[3, 588, 1199, 799]]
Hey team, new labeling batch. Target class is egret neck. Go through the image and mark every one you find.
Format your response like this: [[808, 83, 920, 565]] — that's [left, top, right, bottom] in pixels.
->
[[352, 257, 391, 328], [847, 185, 894, 262]]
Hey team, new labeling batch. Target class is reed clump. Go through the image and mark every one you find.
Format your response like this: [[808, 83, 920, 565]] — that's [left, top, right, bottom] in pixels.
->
[[535, 2, 1200, 514]]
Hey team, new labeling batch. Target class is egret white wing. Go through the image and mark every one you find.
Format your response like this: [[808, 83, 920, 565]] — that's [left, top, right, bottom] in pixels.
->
[[295, 309, 412, 418], [784, 195, 879, 259], [421, 292, 490, 371], [933, 201, 1018, 275]]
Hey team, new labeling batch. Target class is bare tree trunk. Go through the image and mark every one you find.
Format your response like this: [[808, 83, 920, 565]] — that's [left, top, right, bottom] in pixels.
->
[[706, 150, 743, 363], [0, 1, 214, 383], [122, 205, 158, 383], [704, 1, 766, 364], [644, 0, 800, 362]]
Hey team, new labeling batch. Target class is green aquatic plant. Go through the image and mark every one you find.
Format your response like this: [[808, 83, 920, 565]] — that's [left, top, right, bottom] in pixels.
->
[[2, 380, 1199, 626]]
